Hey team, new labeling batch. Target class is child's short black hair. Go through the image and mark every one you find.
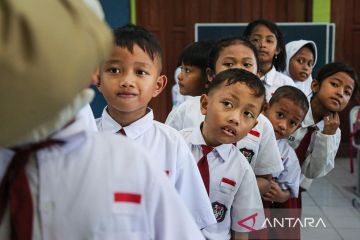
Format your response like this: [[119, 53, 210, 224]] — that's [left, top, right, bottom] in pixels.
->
[[207, 69, 265, 110], [113, 24, 163, 69], [179, 40, 214, 69], [315, 62, 359, 99], [178, 41, 214, 90], [269, 86, 309, 115], [243, 19, 286, 72], [208, 37, 259, 72]]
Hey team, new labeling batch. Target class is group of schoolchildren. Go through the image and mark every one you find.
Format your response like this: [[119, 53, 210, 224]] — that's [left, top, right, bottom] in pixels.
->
[[0, 1, 358, 240]]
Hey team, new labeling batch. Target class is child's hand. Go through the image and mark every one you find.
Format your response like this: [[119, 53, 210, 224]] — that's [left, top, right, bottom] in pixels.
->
[[262, 180, 290, 203], [322, 112, 340, 135]]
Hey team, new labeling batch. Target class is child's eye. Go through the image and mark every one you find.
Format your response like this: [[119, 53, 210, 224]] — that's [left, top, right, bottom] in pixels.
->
[[266, 39, 274, 44], [345, 89, 352, 96], [330, 82, 339, 87], [243, 62, 253, 68], [222, 101, 233, 108], [136, 70, 148, 76], [244, 111, 255, 119], [297, 58, 305, 64], [290, 121, 298, 128], [184, 67, 191, 73], [276, 112, 284, 119], [223, 62, 234, 68], [250, 37, 259, 43], [107, 67, 120, 74]]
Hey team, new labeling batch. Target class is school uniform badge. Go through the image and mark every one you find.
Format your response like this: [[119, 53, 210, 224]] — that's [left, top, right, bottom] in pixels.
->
[[212, 201, 227, 222], [239, 148, 255, 163]]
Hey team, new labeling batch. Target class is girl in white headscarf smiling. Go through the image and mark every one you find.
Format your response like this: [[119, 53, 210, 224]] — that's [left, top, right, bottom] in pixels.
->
[[284, 40, 317, 97]]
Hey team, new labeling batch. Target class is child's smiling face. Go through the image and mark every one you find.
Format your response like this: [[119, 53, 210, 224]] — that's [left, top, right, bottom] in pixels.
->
[[312, 71, 355, 112]]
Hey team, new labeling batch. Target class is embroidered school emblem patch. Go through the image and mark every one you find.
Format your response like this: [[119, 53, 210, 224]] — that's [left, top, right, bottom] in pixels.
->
[[212, 201, 227, 222], [239, 148, 255, 163]]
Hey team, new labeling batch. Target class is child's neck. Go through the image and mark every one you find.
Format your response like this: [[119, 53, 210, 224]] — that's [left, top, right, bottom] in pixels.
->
[[201, 123, 220, 147], [310, 97, 328, 123], [107, 106, 148, 127], [259, 63, 273, 77]]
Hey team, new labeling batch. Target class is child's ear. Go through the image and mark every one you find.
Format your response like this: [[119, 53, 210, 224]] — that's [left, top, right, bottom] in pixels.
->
[[206, 67, 215, 82], [200, 94, 209, 115], [311, 79, 320, 93], [152, 74, 168, 97]]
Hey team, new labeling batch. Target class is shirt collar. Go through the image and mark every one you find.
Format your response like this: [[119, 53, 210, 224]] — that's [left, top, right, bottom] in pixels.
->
[[100, 107, 154, 139], [261, 65, 277, 86], [188, 123, 234, 162], [301, 99, 323, 130]]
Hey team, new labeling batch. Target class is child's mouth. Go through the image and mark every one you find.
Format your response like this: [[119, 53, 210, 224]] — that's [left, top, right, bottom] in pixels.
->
[[222, 126, 236, 136]]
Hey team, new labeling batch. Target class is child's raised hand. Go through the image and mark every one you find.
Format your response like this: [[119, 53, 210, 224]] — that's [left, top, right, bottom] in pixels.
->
[[322, 112, 340, 135]]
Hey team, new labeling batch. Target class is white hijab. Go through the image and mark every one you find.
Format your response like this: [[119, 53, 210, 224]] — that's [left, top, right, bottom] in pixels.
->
[[284, 40, 317, 97]]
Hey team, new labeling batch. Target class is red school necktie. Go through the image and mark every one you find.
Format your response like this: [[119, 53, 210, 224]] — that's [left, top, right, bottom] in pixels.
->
[[0, 140, 63, 240], [295, 126, 316, 166], [117, 128, 126, 136], [198, 145, 214, 195]]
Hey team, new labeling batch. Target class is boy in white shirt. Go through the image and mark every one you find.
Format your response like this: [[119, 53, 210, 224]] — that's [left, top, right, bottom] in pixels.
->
[[166, 37, 283, 195], [181, 68, 266, 240], [0, 1, 204, 239], [96, 24, 216, 229], [252, 86, 308, 239]]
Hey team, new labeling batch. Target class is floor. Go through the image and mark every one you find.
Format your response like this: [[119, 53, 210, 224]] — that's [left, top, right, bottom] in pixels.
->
[[301, 157, 360, 240]]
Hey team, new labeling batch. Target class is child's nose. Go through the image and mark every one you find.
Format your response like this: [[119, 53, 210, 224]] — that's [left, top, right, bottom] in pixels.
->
[[178, 72, 184, 82], [120, 74, 135, 87]]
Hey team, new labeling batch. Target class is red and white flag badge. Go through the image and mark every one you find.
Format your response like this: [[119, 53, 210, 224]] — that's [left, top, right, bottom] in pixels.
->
[[220, 177, 236, 191], [249, 130, 260, 138], [114, 192, 141, 204]]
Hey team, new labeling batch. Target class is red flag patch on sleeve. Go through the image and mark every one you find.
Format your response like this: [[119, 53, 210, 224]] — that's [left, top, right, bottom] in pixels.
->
[[114, 192, 141, 204], [221, 177, 236, 186], [249, 130, 260, 138]]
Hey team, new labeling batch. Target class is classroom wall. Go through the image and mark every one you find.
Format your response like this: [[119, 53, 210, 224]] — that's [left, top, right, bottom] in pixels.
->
[[90, 0, 130, 118]]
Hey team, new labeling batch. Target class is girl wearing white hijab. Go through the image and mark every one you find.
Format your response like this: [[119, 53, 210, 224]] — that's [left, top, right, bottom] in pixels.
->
[[284, 40, 317, 97]]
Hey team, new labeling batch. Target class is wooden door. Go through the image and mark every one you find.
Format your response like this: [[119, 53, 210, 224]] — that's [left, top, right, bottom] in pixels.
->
[[331, 0, 360, 156]]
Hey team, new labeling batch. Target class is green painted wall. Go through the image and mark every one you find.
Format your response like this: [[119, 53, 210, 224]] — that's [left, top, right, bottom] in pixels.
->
[[313, 0, 331, 22]]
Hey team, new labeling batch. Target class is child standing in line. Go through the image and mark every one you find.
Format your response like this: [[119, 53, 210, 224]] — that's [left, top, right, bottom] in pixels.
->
[[243, 19, 295, 102], [166, 37, 284, 195], [284, 40, 317, 97], [177, 41, 214, 97], [252, 86, 308, 240], [96, 24, 216, 229], [0, 1, 205, 239], [285, 62, 358, 239], [181, 69, 266, 240]]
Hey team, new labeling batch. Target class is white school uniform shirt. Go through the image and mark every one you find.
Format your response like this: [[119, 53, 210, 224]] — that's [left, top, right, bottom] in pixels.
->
[[165, 96, 284, 175], [261, 66, 296, 102], [96, 107, 216, 229], [78, 103, 98, 131], [273, 139, 301, 198], [288, 104, 341, 190], [180, 127, 265, 240], [0, 114, 205, 240], [284, 40, 318, 98]]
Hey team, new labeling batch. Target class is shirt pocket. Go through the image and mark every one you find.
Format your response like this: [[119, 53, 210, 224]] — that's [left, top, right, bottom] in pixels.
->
[[93, 202, 148, 239]]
